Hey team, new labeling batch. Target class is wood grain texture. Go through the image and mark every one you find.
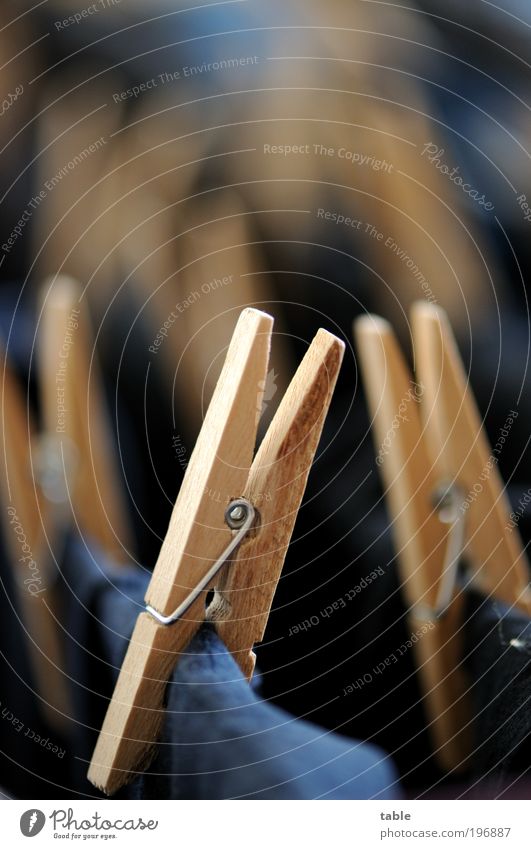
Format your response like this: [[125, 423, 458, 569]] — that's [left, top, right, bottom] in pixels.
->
[[39, 275, 133, 562], [146, 308, 273, 613], [412, 303, 531, 615], [208, 329, 345, 678], [355, 315, 472, 772], [88, 308, 272, 793]]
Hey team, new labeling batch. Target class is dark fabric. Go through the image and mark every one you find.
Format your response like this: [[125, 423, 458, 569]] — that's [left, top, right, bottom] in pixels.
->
[[0, 532, 70, 800], [412, 589, 531, 800], [1, 532, 401, 799], [128, 626, 401, 800], [61, 538, 149, 797], [464, 591, 531, 786], [73, 540, 400, 800]]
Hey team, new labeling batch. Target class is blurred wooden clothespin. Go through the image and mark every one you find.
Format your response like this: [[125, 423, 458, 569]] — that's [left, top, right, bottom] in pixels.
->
[[0, 275, 133, 731], [0, 347, 70, 732], [355, 303, 531, 772], [38, 275, 133, 562], [88, 307, 344, 794], [167, 190, 292, 436]]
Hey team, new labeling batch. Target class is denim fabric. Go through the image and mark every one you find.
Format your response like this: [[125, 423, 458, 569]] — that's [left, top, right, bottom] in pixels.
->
[[464, 591, 531, 785], [1, 534, 401, 799], [127, 626, 401, 800], [79, 542, 401, 800]]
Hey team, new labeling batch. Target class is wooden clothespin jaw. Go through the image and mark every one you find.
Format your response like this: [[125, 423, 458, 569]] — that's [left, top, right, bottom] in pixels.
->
[[412, 303, 531, 613], [355, 302, 531, 773], [88, 308, 344, 794]]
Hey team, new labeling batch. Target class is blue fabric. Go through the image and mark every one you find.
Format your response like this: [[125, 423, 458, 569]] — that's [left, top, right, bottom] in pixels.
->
[[87, 544, 400, 799], [130, 626, 401, 800], [59, 536, 401, 800], [464, 591, 531, 785]]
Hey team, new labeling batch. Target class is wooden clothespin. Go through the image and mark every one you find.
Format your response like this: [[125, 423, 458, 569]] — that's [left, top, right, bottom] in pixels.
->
[[0, 274, 134, 730], [88, 308, 344, 794], [355, 303, 531, 772], [38, 275, 133, 562], [0, 344, 71, 731], [412, 303, 530, 610]]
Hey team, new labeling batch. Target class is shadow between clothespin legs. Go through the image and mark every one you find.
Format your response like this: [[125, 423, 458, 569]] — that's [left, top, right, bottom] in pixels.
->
[[208, 328, 345, 681]]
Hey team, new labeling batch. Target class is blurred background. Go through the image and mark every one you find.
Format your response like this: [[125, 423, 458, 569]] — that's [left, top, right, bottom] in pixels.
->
[[1, 0, 531, 798]]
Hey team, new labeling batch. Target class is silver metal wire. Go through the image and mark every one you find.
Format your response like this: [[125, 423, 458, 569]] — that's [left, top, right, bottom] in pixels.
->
[[145, 498, 255, 626], [412, 482, 466, 622]]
